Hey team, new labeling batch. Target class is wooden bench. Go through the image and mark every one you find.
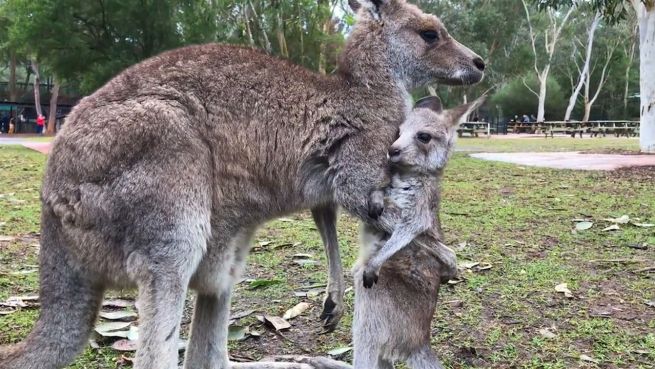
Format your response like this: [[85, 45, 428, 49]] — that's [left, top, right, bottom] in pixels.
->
[[588, 121, 639, 138], [541, 122, 585, 138], [458, 122, 490, 138]]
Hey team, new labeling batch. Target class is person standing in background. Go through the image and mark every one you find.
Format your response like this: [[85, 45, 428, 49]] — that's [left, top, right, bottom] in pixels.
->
[[36, 114, 46, 135]]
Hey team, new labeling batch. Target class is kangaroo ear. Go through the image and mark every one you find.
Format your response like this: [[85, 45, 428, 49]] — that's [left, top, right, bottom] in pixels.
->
[[447, 95, 487, 127], [351, 0, 392, 20], [414, 96, 443, 113]]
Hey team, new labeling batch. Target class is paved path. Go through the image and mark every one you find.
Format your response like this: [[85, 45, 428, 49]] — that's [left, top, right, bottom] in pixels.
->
[[470, 151, 655, 170], [0, 136, 52, 154]]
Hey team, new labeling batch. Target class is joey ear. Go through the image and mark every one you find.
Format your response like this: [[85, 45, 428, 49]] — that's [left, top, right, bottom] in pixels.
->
[[414, 96, 443, 113], [350, 0, 392, 19], [447, 95, 487, 127]]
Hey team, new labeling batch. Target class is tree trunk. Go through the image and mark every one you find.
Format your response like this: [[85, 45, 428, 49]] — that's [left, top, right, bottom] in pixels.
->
[[634, 2, 655, 153], [564, 14, 601, 121], [9, 52, 18, 102], [317, 0, 330, 75], [31, 60, 43, 117], [46, 80, 60, 135], [537, 68, 549, 122], [623, 24, 638, 113]]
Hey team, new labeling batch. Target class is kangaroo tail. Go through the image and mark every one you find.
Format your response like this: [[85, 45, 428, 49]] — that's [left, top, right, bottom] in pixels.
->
[[0, 208, 104, 369]]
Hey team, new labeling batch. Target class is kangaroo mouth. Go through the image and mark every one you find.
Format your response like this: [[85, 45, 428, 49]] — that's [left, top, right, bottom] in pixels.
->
[[439, 69, 484, 86]]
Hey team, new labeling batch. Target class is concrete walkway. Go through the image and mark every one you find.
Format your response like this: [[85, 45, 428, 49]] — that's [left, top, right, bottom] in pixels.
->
[[470, 151, 655, 171], [0, 136, 52, 154]]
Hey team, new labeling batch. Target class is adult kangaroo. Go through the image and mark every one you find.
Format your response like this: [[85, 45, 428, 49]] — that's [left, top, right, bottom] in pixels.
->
[[0, 1, 484, 368]]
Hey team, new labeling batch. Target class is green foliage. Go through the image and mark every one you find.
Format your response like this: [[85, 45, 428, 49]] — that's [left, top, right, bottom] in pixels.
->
[[0, 0, 344, 94], [491, 75, 567, 120], [534, 0, 652, 23]]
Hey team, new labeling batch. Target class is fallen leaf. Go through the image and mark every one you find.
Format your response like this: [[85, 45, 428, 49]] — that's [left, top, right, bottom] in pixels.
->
[[95, 322, 132, 338], [604, 215, 630, 224], [294, 259, 318, 266], [10, 269, 38, 276], [99, 311, 137, 321], [228, 325, 249, 341], [111, 339, 138, 352], [0, 235, 16, 242], [645, 300, 655, 308], [603, 224, 621, 232], [127, 326, 139, 341], [477, 263, 493, 271], [327, 347, 352, 357], [282, 302, 311, 320], [575, 222, 593, 231], [259, 315, 291, 331], [292, 253, 314, 259], [102, 299, 134, 308], [627, 243, 649, 250], [460, 261, 480, 269], [89, 339, 100, 349], [632, 222, 655, 228], [538, 328, 557, 339], [579, 354, 599, 364], [258, 241, 272, 247], [231, 310, 255, 320], [555, 283, 574, 298], [248, 279, 283, 290]]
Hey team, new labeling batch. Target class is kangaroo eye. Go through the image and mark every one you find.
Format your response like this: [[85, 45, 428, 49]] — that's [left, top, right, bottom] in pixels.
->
[[417, 132, 432, 143], [420, 30, 439, 44]]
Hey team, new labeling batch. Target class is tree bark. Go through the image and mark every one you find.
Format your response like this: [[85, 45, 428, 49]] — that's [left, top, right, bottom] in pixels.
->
[[31, 60, 43, 117], [537, 70, 548, 122], [564, 14, 601, 121], [46, 80, 60, 135], [632, 1, 655, 153], [9, 52, 18, 102], [623, 24, 638, 113]]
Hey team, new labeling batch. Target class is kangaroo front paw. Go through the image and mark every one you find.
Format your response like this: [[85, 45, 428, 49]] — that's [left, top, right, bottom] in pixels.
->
[[320, 292, 344, 332], [367, 190, 385, 220], [362, 268, 379, 288]]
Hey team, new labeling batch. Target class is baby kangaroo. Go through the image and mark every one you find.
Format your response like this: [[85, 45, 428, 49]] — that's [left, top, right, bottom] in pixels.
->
[[352, 96, 484, 369], [359, 96, 485, 288]]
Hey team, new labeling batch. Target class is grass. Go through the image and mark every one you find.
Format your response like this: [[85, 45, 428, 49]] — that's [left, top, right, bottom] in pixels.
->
[[1, 138, 654, 369]]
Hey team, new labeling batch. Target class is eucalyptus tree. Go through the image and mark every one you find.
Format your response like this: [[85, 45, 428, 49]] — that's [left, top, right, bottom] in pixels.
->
[[536, 0, 655, 152]]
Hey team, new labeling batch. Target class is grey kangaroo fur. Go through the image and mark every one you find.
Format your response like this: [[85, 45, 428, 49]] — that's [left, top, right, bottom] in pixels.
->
[[351, 96, 484, 369], [0, 0, 484, 368], [358, 96, 485, 288]]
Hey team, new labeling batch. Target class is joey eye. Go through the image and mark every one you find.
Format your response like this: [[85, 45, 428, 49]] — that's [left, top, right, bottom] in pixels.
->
[[416, 132, 432, 143], [420, 30, 439, 44]]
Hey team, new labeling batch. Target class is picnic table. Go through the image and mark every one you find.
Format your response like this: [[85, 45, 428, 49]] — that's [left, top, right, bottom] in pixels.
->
[[508, 122, 538, 134], [587, 121, 639, 138], [540, 121, 640, 138], [458, 122, 490, 138], [539, 121, 586, 138]]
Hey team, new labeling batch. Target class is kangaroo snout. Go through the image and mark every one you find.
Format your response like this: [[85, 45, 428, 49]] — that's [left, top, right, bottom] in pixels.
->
[[388, 147, 402, 161], [473, 57, 486, 72]]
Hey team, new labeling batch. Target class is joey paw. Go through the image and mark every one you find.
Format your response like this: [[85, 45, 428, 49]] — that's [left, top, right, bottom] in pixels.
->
[[362, 268, 379, 288], [367, 190, 385, 220]]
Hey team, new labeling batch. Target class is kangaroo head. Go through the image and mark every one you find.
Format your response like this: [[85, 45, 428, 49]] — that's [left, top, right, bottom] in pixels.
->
[[388, 95, 486, 174], [343, 0, 485, 89]]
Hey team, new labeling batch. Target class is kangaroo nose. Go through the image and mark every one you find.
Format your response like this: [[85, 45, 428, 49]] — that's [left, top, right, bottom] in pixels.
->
[[473, 57, 486, 72], [388, 147, 401, 158]]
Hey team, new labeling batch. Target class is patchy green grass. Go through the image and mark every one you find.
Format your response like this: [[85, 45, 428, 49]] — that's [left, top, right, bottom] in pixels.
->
[[0, 140, 653, 369], [456, 136, 641, 153]]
